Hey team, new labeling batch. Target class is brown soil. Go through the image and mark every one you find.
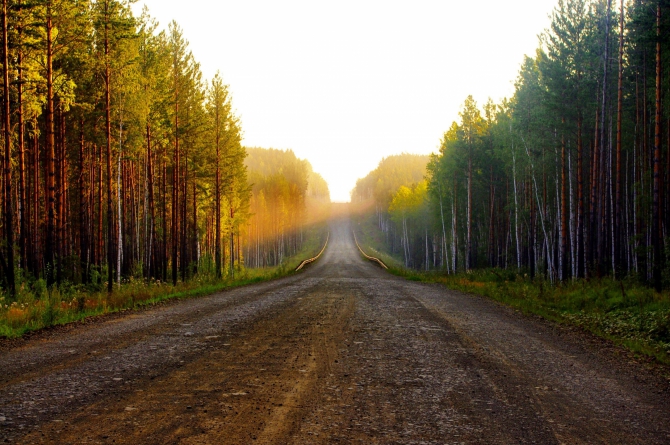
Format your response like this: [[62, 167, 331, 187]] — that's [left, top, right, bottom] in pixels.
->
[[1, 219, 669, 444]]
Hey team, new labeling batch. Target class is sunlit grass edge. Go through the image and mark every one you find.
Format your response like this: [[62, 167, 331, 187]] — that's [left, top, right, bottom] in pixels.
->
[[0, 225, 328, 339], [354, 216, 670, 367]]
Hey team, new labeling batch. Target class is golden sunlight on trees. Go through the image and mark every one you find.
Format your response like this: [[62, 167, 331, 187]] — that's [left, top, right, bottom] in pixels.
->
[[243, 148, 330, 268], [0, 1, 330, 295]]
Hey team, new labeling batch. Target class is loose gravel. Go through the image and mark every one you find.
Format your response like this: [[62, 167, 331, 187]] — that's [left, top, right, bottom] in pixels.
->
[[1, 219, 668, 444]]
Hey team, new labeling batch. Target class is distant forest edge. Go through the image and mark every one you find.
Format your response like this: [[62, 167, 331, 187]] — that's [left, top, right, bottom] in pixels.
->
[[353, 0, 670, 290], [0, 1, 330, 297], [245, 147, 330, 269]]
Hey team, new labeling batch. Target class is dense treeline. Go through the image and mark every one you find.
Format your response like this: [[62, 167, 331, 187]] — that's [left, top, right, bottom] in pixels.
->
[[351, 153, 430, 268], [0, 1, 329, 297], [354, 0, 670, 289], [244, 147, 330, 268]]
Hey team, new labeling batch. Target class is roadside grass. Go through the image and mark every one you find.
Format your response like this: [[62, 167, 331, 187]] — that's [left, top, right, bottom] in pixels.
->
[[391, 268, 670, 365], [353, 216, 670, 366], [0, 226, 328, 339], [352, 215, 404, 270]]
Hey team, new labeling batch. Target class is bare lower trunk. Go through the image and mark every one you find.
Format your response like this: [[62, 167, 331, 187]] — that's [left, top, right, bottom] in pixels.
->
[[513, 151, 521, 270], [104, 1, 115, 293], [652, 4, 662, 291], [2, 0, 14, 295], [117, 108, 123, 286], [614, 0, 624, 276], [45, 2, 57, 287]]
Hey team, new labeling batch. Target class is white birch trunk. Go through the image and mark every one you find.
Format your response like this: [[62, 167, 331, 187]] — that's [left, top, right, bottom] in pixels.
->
[[521, 135, 554, 281], [439, 194, 450, 273], [451, 194, 457, 272], [512, 151, 521, 270]]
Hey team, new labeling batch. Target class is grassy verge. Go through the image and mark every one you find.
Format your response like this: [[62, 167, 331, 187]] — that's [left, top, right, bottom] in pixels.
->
[[354, 216, 670, 366], [352, 214, 404, 269], [0, 225, 328, 339]]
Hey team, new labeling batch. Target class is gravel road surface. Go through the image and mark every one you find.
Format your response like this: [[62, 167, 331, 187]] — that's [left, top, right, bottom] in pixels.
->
[[1, 218, 669, 444]]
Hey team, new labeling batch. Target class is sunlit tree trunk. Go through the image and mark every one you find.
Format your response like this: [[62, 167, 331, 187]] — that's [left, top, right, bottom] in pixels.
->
[[104, 0, 115, 293], [2, 0, 14, 295], [146, 123, 156, 279], [45, 1, 57, 286], [181, 139, 187, 282], [192, 178, 197, 274], [79, 117, 89, 283], [215, 98, 221, 278], [16, 3, 28, 273], [171, 64, 179, 286], [117, 115, 123, 286], [230, 206, 234, 277]]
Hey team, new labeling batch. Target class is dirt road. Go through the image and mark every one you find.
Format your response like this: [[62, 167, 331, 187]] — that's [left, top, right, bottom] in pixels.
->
[[1, 219, 669, 444]]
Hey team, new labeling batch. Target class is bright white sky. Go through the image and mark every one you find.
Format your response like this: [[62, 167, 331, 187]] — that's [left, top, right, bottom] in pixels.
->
[[132, 0, 558, 202]]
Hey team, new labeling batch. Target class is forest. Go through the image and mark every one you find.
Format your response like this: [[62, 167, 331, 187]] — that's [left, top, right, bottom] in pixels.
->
[[0, 0, 330, 300], [353, 0, 670, 290], [244, 147, 330, 269]]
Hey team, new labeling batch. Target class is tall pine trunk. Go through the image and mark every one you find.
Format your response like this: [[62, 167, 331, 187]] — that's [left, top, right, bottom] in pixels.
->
[[599, 0, 612, 277], [17, 5, 28, 273], [467, 154, 472, 271], [615, 0, 625, 277], [652, 4, 662, 291], [171, 63, 179, 286], [79, 117, 88, 283], [146, 123, 156, 279], [577, 113, 584, 278], [104, 0, 114, 293], [561, 118, 568, 280], [215, 104, 221, 278], [45, 1, 57, 286], [2, 0, 14, 295]]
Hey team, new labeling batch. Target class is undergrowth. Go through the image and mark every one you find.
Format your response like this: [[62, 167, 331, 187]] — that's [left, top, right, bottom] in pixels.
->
[[0, 226, 328, 339], [354, 216, 670, 366], [392, 268, 670, 365]]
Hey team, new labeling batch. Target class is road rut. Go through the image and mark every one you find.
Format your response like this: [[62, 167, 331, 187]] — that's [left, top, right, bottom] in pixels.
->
[[1, 219, 669, 444]]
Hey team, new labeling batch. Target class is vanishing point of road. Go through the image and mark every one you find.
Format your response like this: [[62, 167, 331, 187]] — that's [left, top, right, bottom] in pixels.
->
[[1, 219, 669, 444]]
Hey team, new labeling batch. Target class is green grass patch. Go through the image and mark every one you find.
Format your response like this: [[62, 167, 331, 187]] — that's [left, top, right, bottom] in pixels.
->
[[0, 225, 329, 339], [352, 214, 404, 270], [354, 216, 670, 366], [391, 267, 670, 365]]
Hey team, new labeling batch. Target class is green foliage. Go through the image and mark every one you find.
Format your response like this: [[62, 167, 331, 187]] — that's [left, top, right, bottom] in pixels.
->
[[353, 0, 670, 283], [351, 153, 429, 207], [0, 223, 328, 338], [244, 148, 330, 268], [379, 263, 670, 364], [0, 0, 322, 291]]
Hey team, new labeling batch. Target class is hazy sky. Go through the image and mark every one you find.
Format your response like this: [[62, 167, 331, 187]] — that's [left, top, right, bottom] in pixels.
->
[[132, 0, 558, 202]]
